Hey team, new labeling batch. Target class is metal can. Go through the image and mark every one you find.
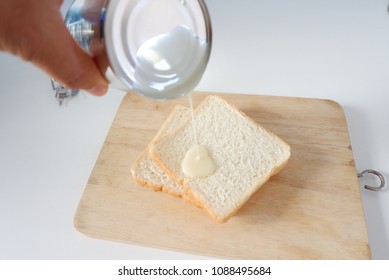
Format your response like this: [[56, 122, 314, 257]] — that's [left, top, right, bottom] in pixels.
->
[[54, 0, 212, 103]]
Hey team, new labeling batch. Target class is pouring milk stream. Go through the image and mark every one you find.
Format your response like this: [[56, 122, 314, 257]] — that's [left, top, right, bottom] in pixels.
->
[[134, 24, 216, 177]]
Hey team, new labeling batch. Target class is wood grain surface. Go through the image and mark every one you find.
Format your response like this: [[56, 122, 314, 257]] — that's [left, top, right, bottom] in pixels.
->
[[74, 92, 370, 259]]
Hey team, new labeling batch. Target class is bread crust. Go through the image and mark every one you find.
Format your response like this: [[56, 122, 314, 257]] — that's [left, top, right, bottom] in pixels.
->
[[130, 105, 190, 198]]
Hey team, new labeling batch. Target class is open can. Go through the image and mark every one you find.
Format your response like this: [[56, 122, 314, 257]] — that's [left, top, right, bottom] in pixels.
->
[[53, 0, 212, 103]]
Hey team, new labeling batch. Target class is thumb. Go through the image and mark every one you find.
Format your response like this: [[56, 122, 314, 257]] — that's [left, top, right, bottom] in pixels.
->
[[19, 2, 108, 96], [35, 13, 108, 96]]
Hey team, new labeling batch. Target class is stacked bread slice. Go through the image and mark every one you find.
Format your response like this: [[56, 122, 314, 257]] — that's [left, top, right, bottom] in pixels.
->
[[131, 95, 290, 222]]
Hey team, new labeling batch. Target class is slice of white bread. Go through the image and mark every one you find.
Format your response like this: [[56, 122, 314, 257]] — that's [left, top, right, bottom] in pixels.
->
[[131, 105, 190, 197], [150, 95, 291, 222]]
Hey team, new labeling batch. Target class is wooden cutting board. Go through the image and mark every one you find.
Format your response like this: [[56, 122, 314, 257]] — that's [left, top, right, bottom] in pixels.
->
[[74, 92, 370, 259]]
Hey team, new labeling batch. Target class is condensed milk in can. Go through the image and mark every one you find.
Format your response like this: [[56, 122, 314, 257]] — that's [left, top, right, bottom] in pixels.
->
[[55, 0, 212, 102]]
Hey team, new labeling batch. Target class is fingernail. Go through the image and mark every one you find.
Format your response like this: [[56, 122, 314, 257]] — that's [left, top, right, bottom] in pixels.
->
[[87, 84, 108, 96]]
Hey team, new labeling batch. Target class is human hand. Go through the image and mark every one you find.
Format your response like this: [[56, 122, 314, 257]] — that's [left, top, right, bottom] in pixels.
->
[[0, 0, 108, 96]]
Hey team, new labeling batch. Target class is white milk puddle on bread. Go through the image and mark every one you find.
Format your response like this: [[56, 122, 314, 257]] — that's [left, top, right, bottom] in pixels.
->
[[182, 144, 216, 178]]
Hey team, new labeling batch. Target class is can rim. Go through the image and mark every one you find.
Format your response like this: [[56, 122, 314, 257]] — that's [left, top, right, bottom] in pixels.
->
[[104, 0, 135, 91]]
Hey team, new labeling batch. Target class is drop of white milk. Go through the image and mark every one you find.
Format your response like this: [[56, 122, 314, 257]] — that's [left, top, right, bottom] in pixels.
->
[[134, 25, 208, 100]]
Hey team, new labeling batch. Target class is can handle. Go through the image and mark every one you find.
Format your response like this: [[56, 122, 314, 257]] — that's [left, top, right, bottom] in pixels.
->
[[358, 169, 386, 191]]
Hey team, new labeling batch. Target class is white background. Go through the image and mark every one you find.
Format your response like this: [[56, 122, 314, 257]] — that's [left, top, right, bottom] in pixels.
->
[[0, 0, 388, 259]]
